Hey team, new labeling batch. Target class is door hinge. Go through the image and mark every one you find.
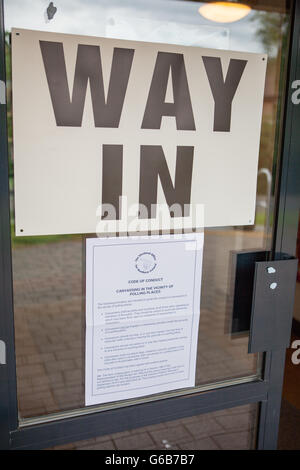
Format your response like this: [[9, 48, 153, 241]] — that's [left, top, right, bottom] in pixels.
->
[[0, 340, 6, 365], [0, 80, 6, 104]]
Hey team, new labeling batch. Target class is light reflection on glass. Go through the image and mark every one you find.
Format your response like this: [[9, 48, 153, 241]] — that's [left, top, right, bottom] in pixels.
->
[[3, 0, 283, 53]]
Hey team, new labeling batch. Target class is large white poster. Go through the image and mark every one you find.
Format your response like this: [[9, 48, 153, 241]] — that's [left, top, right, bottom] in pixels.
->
[[85, 233, 204, 406], [12, 28, 267, 236]]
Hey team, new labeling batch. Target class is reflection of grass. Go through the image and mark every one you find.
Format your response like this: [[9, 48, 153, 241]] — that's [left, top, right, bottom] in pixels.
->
[[11, 223, 81, 247], [255, 211, 274, 227], [255, 212, 266, 226]]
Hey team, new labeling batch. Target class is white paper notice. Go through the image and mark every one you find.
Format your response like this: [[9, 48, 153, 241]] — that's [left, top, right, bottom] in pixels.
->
[[85, 233, 204, 406]]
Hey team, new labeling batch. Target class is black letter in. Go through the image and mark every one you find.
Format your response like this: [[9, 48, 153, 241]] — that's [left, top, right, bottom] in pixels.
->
[[142, 52, 195, 130], [101, 145, 123, 220], [40, 41, 134, 127], [202, 56, 247, 132], [139, 146, 194, 218]]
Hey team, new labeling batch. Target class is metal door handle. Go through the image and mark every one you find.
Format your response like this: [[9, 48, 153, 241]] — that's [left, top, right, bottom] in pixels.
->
[[248, 256, 298, 353]]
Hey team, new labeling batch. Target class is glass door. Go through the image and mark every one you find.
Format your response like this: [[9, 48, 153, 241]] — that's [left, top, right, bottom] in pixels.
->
[[0, 0, 295, 450]]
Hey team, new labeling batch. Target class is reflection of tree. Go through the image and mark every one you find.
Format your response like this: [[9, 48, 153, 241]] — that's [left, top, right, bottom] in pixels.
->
[[251, 11, 289, 58], [251, 11, 289, 195]]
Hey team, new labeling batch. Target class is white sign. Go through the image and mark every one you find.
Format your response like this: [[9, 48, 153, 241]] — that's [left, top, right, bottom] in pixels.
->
[[12, 29, 267, 236], [85, 233, 204, 406]]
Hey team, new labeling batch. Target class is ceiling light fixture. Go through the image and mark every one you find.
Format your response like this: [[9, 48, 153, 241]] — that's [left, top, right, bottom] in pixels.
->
[[199, 1, 251, 24]]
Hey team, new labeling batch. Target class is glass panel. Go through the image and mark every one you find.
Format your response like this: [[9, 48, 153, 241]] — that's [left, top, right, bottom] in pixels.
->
[[49, 404, 259, 450], [4, 0, 290, 420]]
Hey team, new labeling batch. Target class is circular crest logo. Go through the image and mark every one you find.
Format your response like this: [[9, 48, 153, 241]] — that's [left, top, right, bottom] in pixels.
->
[[135, 252, 157, 274]]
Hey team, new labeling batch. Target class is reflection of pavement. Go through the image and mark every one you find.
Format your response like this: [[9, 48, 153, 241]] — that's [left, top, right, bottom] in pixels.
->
[[52, 404, 258, 450], [13, 228, 265, 449]]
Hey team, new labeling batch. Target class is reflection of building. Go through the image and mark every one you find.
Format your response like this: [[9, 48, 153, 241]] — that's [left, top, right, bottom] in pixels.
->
[[257, 59, 280, 198], [264, 60, 280, 118]]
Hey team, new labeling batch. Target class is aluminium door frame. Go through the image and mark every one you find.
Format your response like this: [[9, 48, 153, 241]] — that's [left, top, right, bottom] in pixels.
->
[[257, 0, 300, 449], [0, 0, 299, 450]]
